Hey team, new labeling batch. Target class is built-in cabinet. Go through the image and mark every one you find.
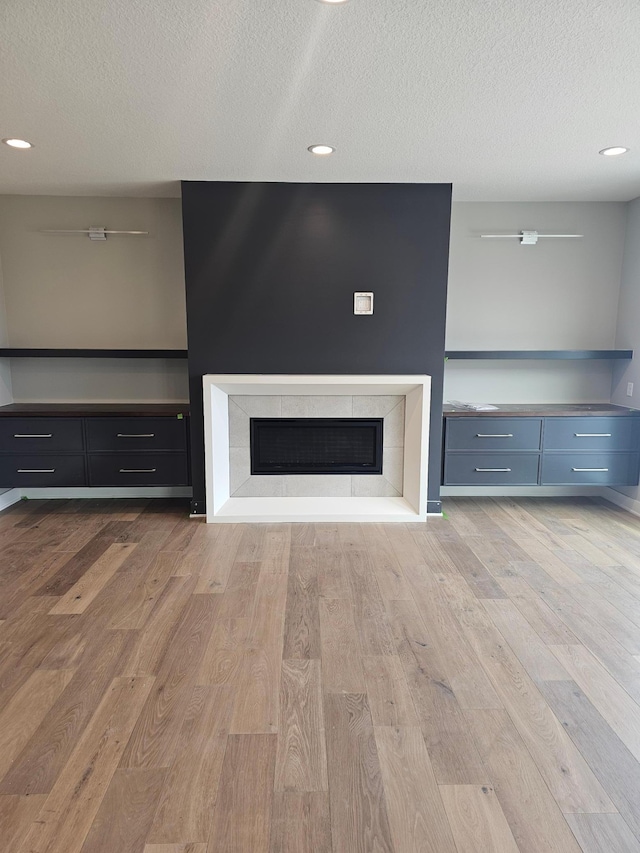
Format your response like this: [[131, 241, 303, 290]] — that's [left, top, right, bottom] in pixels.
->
[[443, 405, 640, 487], [0, 404, 190, 488]]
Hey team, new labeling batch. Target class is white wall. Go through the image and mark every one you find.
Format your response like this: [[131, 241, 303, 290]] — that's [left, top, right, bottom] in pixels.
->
[[612, 197, 640, 407], [445, 202, 626, 403], [8, 357, 188, 403], [0, 245, 13, 406], [0, 196, 630, 409], [0, 195, 188, 402], [0, 246, 14, 498], [607, 196, 640, 506]]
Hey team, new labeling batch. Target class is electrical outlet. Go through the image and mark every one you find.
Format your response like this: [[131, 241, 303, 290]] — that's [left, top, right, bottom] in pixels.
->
[[627, 382, 634, 397]]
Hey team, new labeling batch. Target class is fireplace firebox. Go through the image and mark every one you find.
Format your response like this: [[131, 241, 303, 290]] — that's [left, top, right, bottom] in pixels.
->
[[250, 418, 383, 475]]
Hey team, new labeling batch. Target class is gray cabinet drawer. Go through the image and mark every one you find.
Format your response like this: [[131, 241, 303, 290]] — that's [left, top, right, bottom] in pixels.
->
[[541, 452, 640, 485], [444, 453, 540, 485], [543, 417, 639, 451], [87, 418, 187, 452], [0, 454, 86, 486], [445, 418, 542, 451], [0, 418, 84, 452], [88, 453, 189, 486]]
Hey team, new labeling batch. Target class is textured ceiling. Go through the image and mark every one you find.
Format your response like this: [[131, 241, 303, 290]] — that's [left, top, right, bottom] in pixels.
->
[[1, 0, 639, 200]]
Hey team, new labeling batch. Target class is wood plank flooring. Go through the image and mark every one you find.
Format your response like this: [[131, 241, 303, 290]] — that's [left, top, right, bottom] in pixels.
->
[[3, 496, 640, 850]]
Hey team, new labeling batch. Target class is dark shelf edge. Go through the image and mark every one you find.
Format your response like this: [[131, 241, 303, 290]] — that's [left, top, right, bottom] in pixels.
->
[[0, 402, 190, 416], [1, 347, 630, 361], [445, 350, 633, 360], [0, 349, 189, 359]]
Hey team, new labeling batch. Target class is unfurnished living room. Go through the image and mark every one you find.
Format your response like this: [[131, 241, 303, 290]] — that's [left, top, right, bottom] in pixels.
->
[[2, 2, 640, 851]]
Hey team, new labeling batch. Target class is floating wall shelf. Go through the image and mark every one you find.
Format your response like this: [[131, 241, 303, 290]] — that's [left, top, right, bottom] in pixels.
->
[[0, 348, 188, 359], [1, 348, 631, 362], [445, 350, 633, 361]]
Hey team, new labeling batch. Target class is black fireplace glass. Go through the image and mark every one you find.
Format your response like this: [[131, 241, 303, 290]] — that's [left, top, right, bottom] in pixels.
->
[[250, 418, 383, 475]]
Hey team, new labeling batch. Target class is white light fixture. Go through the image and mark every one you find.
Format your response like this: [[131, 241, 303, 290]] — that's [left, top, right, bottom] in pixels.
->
[[308, 144, 335, 156], [39, 227, 149, 241], [315, 0, 349, 4], [599, 146, 629, 156], [480, 231, 583, 245], [2, 138, 33, 149]]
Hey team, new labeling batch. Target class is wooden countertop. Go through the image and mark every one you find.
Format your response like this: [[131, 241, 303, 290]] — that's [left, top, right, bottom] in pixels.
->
[[0, 403, 190, 417], [443, 403, 640, 417], [2, 401, 634, 419]]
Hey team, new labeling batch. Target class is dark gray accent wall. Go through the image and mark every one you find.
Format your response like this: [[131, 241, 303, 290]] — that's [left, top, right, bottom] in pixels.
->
[[181, 181, 451, 514]]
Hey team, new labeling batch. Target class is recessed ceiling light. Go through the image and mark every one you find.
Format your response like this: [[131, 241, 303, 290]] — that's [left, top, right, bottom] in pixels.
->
[[599, 146, 629, 156], [308, 144, 335, 156], [2, 138, 34, 149], [315, 0, 349, 4]]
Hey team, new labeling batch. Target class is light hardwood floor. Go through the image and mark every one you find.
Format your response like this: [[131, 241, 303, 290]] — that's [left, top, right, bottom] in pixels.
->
[[2, 496, 640, 851]]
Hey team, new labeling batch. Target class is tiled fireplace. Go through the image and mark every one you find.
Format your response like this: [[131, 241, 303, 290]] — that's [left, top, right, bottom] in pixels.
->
[[202, 375, 430, 522]]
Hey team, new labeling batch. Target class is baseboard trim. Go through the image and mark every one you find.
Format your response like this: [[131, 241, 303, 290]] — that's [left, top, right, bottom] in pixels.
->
[[16, 486, 192, 500], [0, 489, 22, 512], [440, 485, 603, 498], [599, 488, 640, 518]]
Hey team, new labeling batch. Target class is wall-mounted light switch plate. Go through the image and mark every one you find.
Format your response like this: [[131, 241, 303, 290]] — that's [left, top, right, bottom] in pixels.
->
[[627, 382, 634, 397], [354, 292, 374, 315]]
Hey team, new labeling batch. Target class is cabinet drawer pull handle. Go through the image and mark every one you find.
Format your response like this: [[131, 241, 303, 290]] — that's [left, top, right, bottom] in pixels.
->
[[475, 468, 512, 472], [14, 433, 53, 438], [17, 468, 55, 473], [476, 434, 514, 438], [117, 433, 155, 438], [574, 433, 612, 437], [119, 468, 157, 473], [571, 467, 609, 472]]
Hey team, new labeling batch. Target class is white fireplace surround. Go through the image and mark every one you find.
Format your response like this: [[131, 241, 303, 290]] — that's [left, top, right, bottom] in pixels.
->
[[203, 374, 431, 523]]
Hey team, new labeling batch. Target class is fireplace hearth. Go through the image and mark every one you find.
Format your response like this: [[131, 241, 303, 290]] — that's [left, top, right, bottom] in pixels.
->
[[203, 374, 430, 522]]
